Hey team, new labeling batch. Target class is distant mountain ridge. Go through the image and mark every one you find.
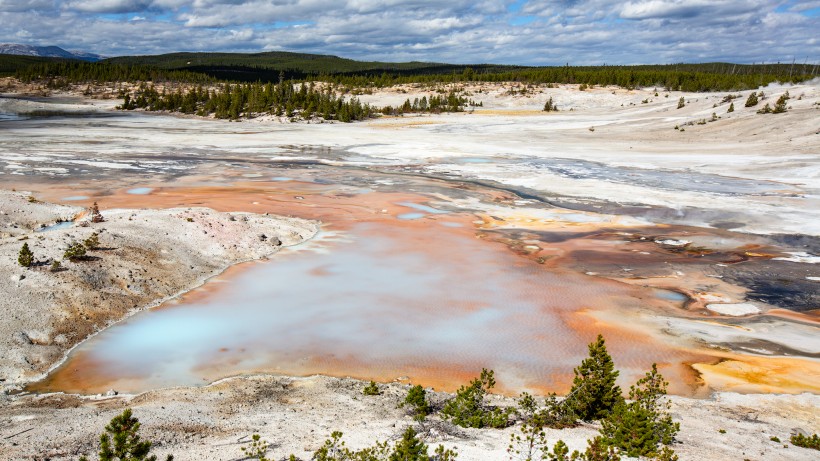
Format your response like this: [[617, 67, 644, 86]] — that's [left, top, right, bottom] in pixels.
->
[[0, 43, 103, 61]]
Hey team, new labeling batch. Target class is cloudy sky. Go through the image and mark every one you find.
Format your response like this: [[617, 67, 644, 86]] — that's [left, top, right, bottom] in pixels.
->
[[1, 0, 818, 64]]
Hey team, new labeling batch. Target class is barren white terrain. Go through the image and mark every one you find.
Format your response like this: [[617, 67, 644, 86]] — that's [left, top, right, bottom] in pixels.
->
[[0, 80, 818, 460]]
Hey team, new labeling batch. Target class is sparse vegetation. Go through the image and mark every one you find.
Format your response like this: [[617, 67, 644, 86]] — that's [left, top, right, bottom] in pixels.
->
[[310, 427, 457, 461], [242, 434, 271, 461], [402, 385, 433, 421], [50, 259, 62, 272], [18, 242, 34, 267], [84, 231, 101, 250], [727, 102, 734, 112], [543, 97, 558, 112], [363, 380, 381, 396], [744, 92, 759, 107], [676, 97, 685, 109], [79, 408, 172, 461], [790, 433, 820, 450], [64, 242, 87, 261], [441, 368, 512, 428], [599, 364, 679, 457]]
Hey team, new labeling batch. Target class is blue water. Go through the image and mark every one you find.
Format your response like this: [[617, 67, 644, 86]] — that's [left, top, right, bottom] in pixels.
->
[[397, 202, 449, 214], [63, 196, 90, 201], [127, 187, 153, 195], [397, 212, 426, 220], [36, 221, 74, 232]]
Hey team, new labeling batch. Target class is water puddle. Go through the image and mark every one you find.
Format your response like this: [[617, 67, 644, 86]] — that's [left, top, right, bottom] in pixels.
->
[[126, 187, 153, 195], [36, 221, 74, 232], [62, 196, 89, 201]]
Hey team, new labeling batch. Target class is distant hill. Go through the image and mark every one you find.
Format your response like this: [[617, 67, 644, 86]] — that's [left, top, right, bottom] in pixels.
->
[[102, 51, 516, 80], [0, 44, 103, 61]]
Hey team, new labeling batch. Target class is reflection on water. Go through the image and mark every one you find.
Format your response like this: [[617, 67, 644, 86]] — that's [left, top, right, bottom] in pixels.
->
[[33, 222, 681, 395]]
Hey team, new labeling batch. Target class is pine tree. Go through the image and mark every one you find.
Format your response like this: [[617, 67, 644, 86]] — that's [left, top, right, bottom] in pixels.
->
[[599, 364, 678, 458], [402, 385, 432, 421], [389, 427, 428, 461], [676, 97, 685, 109], [566, 335, 622, 421], [727, 102, 734, 113], [64, 242, 87, 262], [441, 368, 512, 428], [744, 92, 758, 107], [18, 242, 34, 267], [84, 232, 101, 250], [79, 408, 172, 461]]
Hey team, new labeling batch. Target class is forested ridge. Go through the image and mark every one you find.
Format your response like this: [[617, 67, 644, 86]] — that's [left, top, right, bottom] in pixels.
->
[[5, 51, 817, 92]]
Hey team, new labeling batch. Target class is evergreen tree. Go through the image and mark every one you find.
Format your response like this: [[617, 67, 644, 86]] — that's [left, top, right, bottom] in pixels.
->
[[18, 242, 34, 267], [599, 364, 678, 458], [727, 102, 734, 113], [441, 369, 511, 428], [363, 380, 381, 396], [402, 385, 432, 421], [676, 97, 685, 109], [84, 232, 101, 250], [744, 92, 759, 107], [389, 427, 428, 461], [566, 335, 622, 421], [64, 242, 87, 262], [79, 408, 172, 461]]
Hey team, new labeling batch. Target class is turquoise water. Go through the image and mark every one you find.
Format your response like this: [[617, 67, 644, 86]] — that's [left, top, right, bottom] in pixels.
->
[[127, 187, 153, 195], [36, 223, 647, 394]]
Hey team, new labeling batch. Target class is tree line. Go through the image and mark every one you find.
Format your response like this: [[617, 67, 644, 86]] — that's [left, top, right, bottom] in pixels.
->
[[118, 79, 475, 121], [11, 59, 816, 93]]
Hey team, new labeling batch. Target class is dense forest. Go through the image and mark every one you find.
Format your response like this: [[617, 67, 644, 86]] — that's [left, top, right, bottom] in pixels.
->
[[4, 51, 817, 92]]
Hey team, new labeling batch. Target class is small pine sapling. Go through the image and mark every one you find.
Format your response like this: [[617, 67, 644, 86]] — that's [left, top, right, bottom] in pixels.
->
[[79, 408, 172, 461], [402, 385, 433, 421], [18, 242, 34, 267], [64, 242, 87, 261], [363, 380, 381, 396]]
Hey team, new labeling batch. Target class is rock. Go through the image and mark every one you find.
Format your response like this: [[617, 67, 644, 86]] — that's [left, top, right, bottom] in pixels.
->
[[259, 234, 268, 241], [270, 236, 282, 246], [105, 389, 118, 397]]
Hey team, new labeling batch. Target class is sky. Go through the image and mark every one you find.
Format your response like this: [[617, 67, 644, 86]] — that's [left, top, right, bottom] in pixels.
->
[[1, 0, 818, 65]]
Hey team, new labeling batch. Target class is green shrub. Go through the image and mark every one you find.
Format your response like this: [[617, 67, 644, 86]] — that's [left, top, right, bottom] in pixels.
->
[[242, 434, 270, 461], [441, 368, 512, 428], [64, 242, 87, 261], [676, 97, 685, 109], [402, 385, 432, 421], [565, 335, 623, 421], [791, 433, 820, 450], [744, 92, 759, 107], [84, 232, 101, 250], [363, 380, 381, 396], [600, 364, 679, 457], [543, 97, 558, 112], [757, 103, 772, 114], [310, 428, 456, 461], [79, 408, 172, 461], [18, 242, 34, 267], [727, 102, 734, 113], [50, 259, 62, 272], [772, 94, 788, 113]]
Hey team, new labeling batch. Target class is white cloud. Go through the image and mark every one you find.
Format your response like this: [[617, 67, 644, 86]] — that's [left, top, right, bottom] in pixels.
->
[[0, 0, 816, 65]]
